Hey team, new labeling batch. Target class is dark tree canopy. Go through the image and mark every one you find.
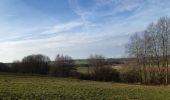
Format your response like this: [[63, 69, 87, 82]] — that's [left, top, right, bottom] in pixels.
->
[[0, 62, 9, 72], [21, 54, 50, 74], [49, 54, 76, 77]]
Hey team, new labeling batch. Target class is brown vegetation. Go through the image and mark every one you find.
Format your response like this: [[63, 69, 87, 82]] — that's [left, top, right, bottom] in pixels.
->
[[49, 54, 76, 77], [126, 17, 170, 85]]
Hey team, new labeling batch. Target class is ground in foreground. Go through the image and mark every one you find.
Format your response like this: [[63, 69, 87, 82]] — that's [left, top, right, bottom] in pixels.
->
[[0, 74, 170, 100]]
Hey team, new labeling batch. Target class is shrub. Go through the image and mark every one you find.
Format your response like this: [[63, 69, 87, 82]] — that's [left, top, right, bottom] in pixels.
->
[[49, 54, 76, 77], [10, 60, 21, 73], [0, 62, 9, 72], [88, 54, 119, 81], [76, 72, 92, 80], [21, 54, 50, 74], [120, 69, 140, 83], [91, 66, 119, 81]]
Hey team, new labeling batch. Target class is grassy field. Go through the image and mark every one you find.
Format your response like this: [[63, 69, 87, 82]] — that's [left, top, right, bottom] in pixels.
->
[[76, 67, 94, 74], [0, 74, 170, 99]]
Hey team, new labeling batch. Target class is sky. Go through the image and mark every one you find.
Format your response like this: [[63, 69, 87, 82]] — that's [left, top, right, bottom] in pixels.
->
[[0, 0, 170, 62]]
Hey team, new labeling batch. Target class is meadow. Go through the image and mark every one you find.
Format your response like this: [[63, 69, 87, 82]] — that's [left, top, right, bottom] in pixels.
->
[[0, 73, 170, 99]]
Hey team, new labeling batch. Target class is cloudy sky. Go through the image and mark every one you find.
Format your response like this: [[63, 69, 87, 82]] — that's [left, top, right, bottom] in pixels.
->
[[0, 0, 170, 62]]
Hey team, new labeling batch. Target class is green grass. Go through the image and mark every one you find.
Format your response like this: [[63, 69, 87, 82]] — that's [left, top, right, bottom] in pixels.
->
[[76, 67, 94, 74], [74, 59, 89, 65], [0, 73, 170, 99]]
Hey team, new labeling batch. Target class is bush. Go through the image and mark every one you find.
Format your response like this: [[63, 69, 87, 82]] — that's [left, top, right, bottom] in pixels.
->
[[0, 62, 9, 72], [20, 54, 50, 74], [120, 69, 140, 83], [92, 66, 119, 81], [88, 54, 119, 81], [10, 60, 21, 73], [49, 54, 76, 77], [76, 73, 92, 80]]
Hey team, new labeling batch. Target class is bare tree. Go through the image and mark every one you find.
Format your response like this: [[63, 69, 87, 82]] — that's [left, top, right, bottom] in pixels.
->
[[126, 33, 144, 83], [49, 54, 76, 77], [126, 16, 170, 85], [88, 54, 119, 81]]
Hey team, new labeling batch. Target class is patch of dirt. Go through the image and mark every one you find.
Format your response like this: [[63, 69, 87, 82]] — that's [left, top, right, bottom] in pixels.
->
[[112, 65, 127, 71]]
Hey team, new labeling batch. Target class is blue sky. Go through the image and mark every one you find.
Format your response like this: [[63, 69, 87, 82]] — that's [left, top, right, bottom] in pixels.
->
[[0, 0, 170, 62]]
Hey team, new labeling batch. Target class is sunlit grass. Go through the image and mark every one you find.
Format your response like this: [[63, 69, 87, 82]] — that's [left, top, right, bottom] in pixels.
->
[[0, 74, 170, 99]]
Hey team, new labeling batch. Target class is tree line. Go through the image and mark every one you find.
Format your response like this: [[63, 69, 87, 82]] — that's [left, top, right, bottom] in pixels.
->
[[126, 17, 170, 85], [0, 54, 121, 82]]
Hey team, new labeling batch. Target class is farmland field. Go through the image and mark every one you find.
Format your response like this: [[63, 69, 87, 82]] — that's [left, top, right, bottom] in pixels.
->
[[77, 67, 94, 74], [0, 73, 170, 99]]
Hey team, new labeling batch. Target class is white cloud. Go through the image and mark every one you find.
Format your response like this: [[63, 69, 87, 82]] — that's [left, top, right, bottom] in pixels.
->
[[47, 20, 83, 33], [0, 30, 128, 62], [0, 0, 170, 62]]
